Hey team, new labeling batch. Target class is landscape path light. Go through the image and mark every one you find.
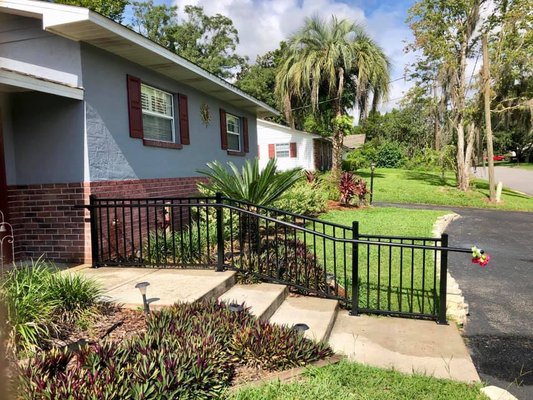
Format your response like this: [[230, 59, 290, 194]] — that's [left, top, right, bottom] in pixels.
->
[[135, 282, 151, 314], [370, 162, 376, 205]]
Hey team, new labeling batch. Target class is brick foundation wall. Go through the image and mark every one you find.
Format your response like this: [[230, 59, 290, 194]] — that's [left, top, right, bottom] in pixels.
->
[[7, 177, 208, 264]]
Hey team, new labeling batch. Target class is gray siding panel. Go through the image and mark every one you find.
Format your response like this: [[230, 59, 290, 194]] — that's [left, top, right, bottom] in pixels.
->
[[12, 92, 85, 184], [81, 43, 257, 182]]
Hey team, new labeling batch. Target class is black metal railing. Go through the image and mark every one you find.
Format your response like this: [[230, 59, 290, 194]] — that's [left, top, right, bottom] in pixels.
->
[[81, 194, 471, 323]]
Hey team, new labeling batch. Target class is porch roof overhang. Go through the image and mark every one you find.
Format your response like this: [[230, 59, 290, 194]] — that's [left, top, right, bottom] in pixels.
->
[[0, 0, 279, 118], [0, 68, 84, 100]]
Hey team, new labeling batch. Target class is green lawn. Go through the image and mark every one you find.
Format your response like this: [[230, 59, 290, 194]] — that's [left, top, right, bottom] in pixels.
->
[[229, 360, 487, 400], [356, 168, 533, 211], [303, 207, 448, 315]]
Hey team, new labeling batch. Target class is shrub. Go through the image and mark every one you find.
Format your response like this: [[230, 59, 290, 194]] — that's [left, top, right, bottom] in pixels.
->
[[273, 181, 328, 217], [375, 141, 405, 168], [17, 300, 333, 399], [0, 258, 104, 354], [143, 223, 214, 265], [0, 259, 59, 353], [236, 238, 329, 294]]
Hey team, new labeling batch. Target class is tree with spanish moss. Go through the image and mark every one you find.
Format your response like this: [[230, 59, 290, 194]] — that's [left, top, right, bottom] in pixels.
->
[[275, 16, 390, 178]]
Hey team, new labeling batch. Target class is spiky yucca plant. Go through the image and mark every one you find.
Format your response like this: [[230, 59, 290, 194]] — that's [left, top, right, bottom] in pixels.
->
[[197, 158, 303, 206]]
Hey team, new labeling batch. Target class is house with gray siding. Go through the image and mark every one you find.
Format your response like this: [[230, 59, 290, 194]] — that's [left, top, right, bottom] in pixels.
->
[[0, 0, 277, 264]]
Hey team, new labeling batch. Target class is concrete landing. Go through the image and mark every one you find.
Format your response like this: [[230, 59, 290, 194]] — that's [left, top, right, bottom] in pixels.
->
[[219, 283, 288, 320], [328, 311, 480, 383], [269, 296, 338, 342], [73, 267, 236, 309]]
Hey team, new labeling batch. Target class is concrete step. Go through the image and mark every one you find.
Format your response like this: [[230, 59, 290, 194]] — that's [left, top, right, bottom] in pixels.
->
[[219, 283, 288, 321], [269, 296, 339, 342], [75, 267, 236, 310], [328, 310, 480, 383]]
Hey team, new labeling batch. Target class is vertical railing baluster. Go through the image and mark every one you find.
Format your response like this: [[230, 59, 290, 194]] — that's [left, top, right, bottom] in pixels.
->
[[350, 221, 359, 316], [438, 234, 449, 324], [399, 238, 404, 312], [89, 195, 99, 268], [388, 243, 392, 311], [216, 192, 224, 272], [422, 239, 426, 314]]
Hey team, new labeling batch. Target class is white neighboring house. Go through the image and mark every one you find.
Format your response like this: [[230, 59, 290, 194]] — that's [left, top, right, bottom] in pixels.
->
[[257, 119, 333, 171]]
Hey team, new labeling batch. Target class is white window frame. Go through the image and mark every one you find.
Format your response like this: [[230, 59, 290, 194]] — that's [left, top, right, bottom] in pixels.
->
[[275, 143, 290, 158], [226, 113, 241, 151], [141, 83, 175, 143]]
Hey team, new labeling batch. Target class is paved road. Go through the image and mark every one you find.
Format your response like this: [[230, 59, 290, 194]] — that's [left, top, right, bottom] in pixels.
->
[[377, 202, 533, 399], [474, 166, 533, 196]]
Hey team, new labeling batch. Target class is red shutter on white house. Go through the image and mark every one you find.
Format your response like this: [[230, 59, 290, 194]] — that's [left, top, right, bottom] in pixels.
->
[[268, 144, 275, 159], [127, 75, 143, 138], [257, 145, 260, 158], [177, 94, 190, 145], [242, 117, 249, 153], [290, 142, 297, 158], [220, 109, 228, 150]]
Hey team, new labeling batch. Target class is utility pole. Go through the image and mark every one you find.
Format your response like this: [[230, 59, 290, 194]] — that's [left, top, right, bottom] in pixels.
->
[[482, 33, 496, 201]]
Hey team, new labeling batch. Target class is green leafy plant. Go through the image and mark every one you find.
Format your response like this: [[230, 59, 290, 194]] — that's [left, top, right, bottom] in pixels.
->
[[143, 223, 214, 265], [273, 181, 328, 217], [17, 300, 333, 399], [0, 258, 103, 354], [197, 158, 303, 206]]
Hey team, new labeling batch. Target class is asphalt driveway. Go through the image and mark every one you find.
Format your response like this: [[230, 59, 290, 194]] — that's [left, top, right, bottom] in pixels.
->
[[445, 207, 533, 400], [377, 202, 533, 399]]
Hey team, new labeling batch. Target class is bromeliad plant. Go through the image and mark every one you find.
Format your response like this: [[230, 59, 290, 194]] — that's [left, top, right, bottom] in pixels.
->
[[339, 172, 369, 206]]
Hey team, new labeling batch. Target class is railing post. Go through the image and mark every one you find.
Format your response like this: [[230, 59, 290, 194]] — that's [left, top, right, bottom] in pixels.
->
[[215, 192, 225, 272], [438, 233, 449, 324], [89, 194, 99, 268], [350, 221, 359, 316]]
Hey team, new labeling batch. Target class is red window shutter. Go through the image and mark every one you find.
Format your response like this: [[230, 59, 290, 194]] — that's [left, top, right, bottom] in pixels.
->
[[178, 94, 190, 145], [242, 117, 249, 152], [127, 75, 143, 139], [220, 109, 228, 150], [268, 144, 275, 159], [290, 142, 297, 158], [257, 145, 260, 158]]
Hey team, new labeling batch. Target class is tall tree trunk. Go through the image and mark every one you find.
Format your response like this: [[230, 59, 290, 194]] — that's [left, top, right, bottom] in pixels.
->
[[482, 33, 496, 201], [331, 109, 343, 181], [456, 123, 476, 191]]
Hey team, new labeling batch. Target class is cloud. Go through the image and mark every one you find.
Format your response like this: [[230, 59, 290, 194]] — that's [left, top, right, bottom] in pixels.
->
[[173, 0, 416, 112]]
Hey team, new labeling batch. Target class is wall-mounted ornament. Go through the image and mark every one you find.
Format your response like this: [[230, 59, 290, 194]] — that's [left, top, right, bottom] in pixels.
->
[[200, 103, 211, 127]]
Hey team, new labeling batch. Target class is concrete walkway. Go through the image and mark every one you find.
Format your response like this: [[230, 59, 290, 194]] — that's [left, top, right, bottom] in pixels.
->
[[73, 266, 480, 384], [474, 166, 533, 196]]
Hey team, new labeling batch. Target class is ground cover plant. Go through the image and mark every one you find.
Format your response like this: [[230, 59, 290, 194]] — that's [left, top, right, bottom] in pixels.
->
[[229, 359, 487, 400], [0, 258, 103, 354], [357, 168, 533, 211], [15, 300, 332, 399]]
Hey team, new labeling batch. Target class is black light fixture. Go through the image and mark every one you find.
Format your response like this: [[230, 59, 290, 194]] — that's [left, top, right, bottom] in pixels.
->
[[293, 323, 310, 332], [135, 282, 151, 314], [228, 303, 244, 313], [370, 162, 376, 205]]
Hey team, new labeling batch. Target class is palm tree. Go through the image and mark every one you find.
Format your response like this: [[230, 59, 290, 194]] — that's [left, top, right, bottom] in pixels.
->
[[276, 16, 390, 177]]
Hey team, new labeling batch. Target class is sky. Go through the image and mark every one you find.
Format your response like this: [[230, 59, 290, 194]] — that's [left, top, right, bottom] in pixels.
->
[[168, 0, 417, 112]]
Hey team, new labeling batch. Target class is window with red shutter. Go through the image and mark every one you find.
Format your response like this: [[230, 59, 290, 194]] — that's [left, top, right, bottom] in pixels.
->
[[242, 117, 249, 153], [268, 144, 275, 159], [220, 109, 228, 150], [290, 142, 297, 158], [178, 94, 190, 145], [127, 75, 143, 138]]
